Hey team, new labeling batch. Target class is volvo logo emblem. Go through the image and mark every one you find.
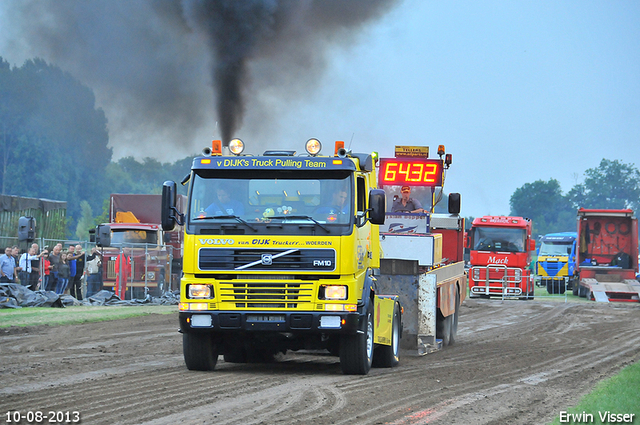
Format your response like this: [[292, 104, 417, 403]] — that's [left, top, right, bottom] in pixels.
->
[[261, 254, 273, 266]]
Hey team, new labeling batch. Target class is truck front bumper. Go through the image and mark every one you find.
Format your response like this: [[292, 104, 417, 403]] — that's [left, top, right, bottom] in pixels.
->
[[179, 310, 362, 334]]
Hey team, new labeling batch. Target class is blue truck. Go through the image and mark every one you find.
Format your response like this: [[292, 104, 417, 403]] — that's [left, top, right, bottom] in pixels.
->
[[536, 232, 577, 295]]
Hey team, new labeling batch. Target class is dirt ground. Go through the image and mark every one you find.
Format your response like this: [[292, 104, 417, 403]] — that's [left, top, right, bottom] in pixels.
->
[[1, 299, 640, 425]]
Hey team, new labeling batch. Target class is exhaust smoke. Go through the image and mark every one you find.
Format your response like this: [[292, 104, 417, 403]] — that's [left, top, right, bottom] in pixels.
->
[[1, 0, 399, 153]]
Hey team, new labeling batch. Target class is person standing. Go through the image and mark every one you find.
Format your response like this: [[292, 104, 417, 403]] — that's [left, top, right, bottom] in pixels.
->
[[69, 244, 85, 300], [0, 247, 17, 283], [85, 247, 102, 298], [41, 249, 52, 291], [47, 244, 63, 291], [19, 245, 44, 291], [55, 254, 70, 295], [11, 246, 21, 282]]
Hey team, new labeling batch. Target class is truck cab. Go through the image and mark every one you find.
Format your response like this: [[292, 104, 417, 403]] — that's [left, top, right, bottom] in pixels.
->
[[467, 216, 536, 299], [536, 232, 577, 295]]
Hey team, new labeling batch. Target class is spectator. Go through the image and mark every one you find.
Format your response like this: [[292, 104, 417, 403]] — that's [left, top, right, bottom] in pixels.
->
[[41, 250, 52, 291], [391, 186, 424, 213], [0, 246, 17, 283], [69, 244, 85, 300], [11, 246, 21, 280], [55, 253, 70, 295], [48, 244, 63, 291], [29, 243, 42, 290], [85, 247, 102, 298], [19, 245, 44, 291]]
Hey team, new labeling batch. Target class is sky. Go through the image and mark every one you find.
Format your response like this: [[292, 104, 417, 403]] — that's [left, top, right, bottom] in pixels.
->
[[0, 0, 638, 218]]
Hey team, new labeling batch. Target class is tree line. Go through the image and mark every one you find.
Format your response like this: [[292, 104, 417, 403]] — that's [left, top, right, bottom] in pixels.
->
[[0, 58, 193, 240], [2, 57, 638, 241], [507, 159, 640, 238]]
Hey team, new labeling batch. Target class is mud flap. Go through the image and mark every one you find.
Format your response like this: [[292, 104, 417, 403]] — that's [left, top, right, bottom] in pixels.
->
[[417, 273, 439, 355]]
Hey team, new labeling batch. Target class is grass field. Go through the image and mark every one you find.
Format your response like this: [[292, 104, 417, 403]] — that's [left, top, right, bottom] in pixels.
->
[[550, 361, 640, 424], [0, 304, 177, 328]]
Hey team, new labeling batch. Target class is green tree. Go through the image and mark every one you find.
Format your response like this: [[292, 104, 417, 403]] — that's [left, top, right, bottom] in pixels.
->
[[568, 159, 640, 211], [0, 57, 112, 236], [75, 200, 96, 241], [510, 179, 575, 237]]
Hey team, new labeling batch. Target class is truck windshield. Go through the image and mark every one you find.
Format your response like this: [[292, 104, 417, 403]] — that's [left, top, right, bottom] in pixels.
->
[[111, 230, 158, 245], [539, 241, 573, 256], [188, 170, 353, 227], [471, 227, 526, 253]]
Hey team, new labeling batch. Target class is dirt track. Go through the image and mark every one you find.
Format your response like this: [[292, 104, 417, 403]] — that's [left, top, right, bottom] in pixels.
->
[[1, 299, 640, 425]]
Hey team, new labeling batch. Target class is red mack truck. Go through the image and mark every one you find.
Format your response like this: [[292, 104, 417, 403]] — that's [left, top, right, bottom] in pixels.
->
[[467, 216, 536, 299], [93, 194, 186, 297], [575, 208, 640, 302]]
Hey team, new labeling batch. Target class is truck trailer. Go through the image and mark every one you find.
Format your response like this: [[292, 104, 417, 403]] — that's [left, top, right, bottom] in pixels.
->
[[575, 208, 640, 302], [162, 139, 465, 374]]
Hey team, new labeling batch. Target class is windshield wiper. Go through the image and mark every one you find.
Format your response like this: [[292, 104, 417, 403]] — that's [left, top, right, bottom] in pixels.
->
[[270, 215, 330, 233], [193, 215, 257, 232]]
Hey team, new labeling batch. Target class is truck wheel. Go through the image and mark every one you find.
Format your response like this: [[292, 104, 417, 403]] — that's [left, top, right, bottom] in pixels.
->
[[340, 304, 374, 375], [372, 302, 400, 368], [183, 332, 218, 371], [436, 311, 452, 347], [578, 284, 586, 298], [546, 281, 553, 294], [557, 282, 566, 294]]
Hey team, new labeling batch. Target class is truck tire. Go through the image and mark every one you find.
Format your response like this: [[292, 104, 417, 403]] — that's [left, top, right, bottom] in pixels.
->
[[340, 303, 374, 375], [436, 311, 452, 347], [372, 302, 400, 368], [183, 332, 218, 371], [578, 283, 587, 298]]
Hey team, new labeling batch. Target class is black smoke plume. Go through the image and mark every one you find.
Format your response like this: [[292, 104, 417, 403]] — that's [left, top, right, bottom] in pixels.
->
[[1, 0, 398, 152]]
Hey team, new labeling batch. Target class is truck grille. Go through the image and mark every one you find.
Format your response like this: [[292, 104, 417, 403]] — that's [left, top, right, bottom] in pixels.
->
[[542, 261, 564, 275], [218, 281, 314, 309], [199, 248, 335, 272]]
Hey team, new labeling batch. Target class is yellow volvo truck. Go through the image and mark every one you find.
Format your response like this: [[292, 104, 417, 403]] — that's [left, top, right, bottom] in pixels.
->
[[161, 139, 463, 374]]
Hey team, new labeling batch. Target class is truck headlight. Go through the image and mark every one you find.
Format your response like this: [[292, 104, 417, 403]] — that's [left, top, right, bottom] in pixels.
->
[[188, 284, 214, 299], [146, 271, 156, 280], [473, 268, 480, 280], [514, 269, 522, 282], [321, 285, 347, 300]]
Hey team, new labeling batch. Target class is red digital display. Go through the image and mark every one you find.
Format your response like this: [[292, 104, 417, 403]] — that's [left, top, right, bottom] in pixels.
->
[[378, 158, 444, 186]]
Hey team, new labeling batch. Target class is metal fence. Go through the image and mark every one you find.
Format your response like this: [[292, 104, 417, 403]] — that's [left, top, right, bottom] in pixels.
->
[[0, 237, 176, 301]]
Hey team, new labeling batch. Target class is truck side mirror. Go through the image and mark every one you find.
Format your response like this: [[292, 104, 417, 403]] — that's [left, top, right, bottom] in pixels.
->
[[18, 216, 36, 242], [448, 193, 461, 215], [368, 189, 386, 225], [162, 180, 178, 231], [464, 233, 470, 249], [528, 239, 536, 251], [95, 224, 111, 247], [88, 228, 96, 243]]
